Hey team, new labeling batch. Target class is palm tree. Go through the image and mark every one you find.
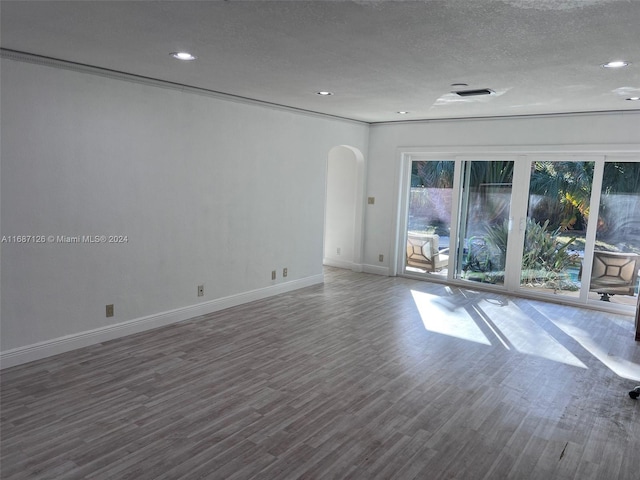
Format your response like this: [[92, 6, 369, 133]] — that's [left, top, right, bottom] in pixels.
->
[[602, 162, 640, 194], [412, 161, 455, 188], [528, 161, 593, 231]]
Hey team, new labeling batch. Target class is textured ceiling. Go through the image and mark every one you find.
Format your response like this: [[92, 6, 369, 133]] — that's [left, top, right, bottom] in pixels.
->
[[1, 0, 639, 123]]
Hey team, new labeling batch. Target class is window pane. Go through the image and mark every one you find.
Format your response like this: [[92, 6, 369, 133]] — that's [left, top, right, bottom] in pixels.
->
[[521, 161, 594, 297], [405, 161, 454, 277], [589, 162, 640, 304], [457, 161, 514, 286]]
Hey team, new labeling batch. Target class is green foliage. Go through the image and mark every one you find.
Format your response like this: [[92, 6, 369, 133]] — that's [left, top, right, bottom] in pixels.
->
[[522, 219, 578, 273], [602, 162, 640, 194], [468, 161, 513, 187], [483, 219, 509, 267], [411, 161, 455, 188], [529, 161, 593, 231], [483, 219, 580, 291]]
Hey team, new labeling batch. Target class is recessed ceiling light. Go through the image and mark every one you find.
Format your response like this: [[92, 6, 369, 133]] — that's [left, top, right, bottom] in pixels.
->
[[170, 52, 197, 61], [626, 96, 640, 101], [602, 60, 630, 68], [316, 91, 334, 96], [397, 111, 409, 114], [450, 83, 469, 87]]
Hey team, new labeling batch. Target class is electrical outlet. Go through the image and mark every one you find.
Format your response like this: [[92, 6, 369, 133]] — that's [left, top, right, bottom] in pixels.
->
[[337, 247, 341, 255], [198, 285, 204, 297], [283, 267, 288, 277], [272, 270, 277, 280], [106, 304, 114, 317], [379, 254, 384, 262]]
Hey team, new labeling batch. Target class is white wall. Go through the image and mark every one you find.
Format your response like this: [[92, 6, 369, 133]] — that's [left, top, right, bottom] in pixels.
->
[[0, 58, 369, 365], [364, 112, 640, 274]]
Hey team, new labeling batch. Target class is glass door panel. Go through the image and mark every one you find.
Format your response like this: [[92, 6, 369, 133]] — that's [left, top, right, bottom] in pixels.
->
[[405, 160, 455, 277], [399, 151, 640, 310], [588, 161, 640, 306], [520, 161, 594, 297], [456, 161, 514, 286]]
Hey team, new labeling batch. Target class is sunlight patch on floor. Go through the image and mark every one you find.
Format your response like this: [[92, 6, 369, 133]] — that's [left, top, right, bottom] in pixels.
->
[[550, 318, 640, 382], [411, 290, 491, 345], [479, 299, 587, 369], [411, 289, 588, 368]]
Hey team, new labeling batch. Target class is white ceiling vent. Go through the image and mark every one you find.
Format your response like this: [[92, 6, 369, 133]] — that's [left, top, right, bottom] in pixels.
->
[[453, 88, 495, 97]]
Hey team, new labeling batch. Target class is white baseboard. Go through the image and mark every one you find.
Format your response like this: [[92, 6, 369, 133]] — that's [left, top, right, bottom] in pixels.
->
[[323, 258, 366, 273], [0, 275, 324, 369], [323, 258, 354, 269], [362, 264, 390, 276]]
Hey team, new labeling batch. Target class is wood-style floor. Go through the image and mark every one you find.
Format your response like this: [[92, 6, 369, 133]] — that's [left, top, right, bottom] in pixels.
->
[[2, 267, 639, 479]]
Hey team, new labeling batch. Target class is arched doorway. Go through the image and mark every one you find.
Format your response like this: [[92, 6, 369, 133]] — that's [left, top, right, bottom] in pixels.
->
[[324, 145, 365, 271]]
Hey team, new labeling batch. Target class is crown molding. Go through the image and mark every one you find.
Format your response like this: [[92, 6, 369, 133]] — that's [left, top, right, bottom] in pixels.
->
[[0, 49, 367, 126]]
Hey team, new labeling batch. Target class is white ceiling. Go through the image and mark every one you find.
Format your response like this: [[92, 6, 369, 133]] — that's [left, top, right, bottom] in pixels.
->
[[1, 0, 639, 123]]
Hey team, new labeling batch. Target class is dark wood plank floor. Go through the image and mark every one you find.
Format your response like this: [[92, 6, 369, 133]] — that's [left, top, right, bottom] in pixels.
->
[[2, 267, 639, 479]]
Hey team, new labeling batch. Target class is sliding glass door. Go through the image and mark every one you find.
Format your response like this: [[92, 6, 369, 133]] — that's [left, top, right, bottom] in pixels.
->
[[587, 161, 640, 306], [455, 160, 514, 286], [404, 160, 455, 277], [518, 160, 594, 298], [399, 152, 640, 312]]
